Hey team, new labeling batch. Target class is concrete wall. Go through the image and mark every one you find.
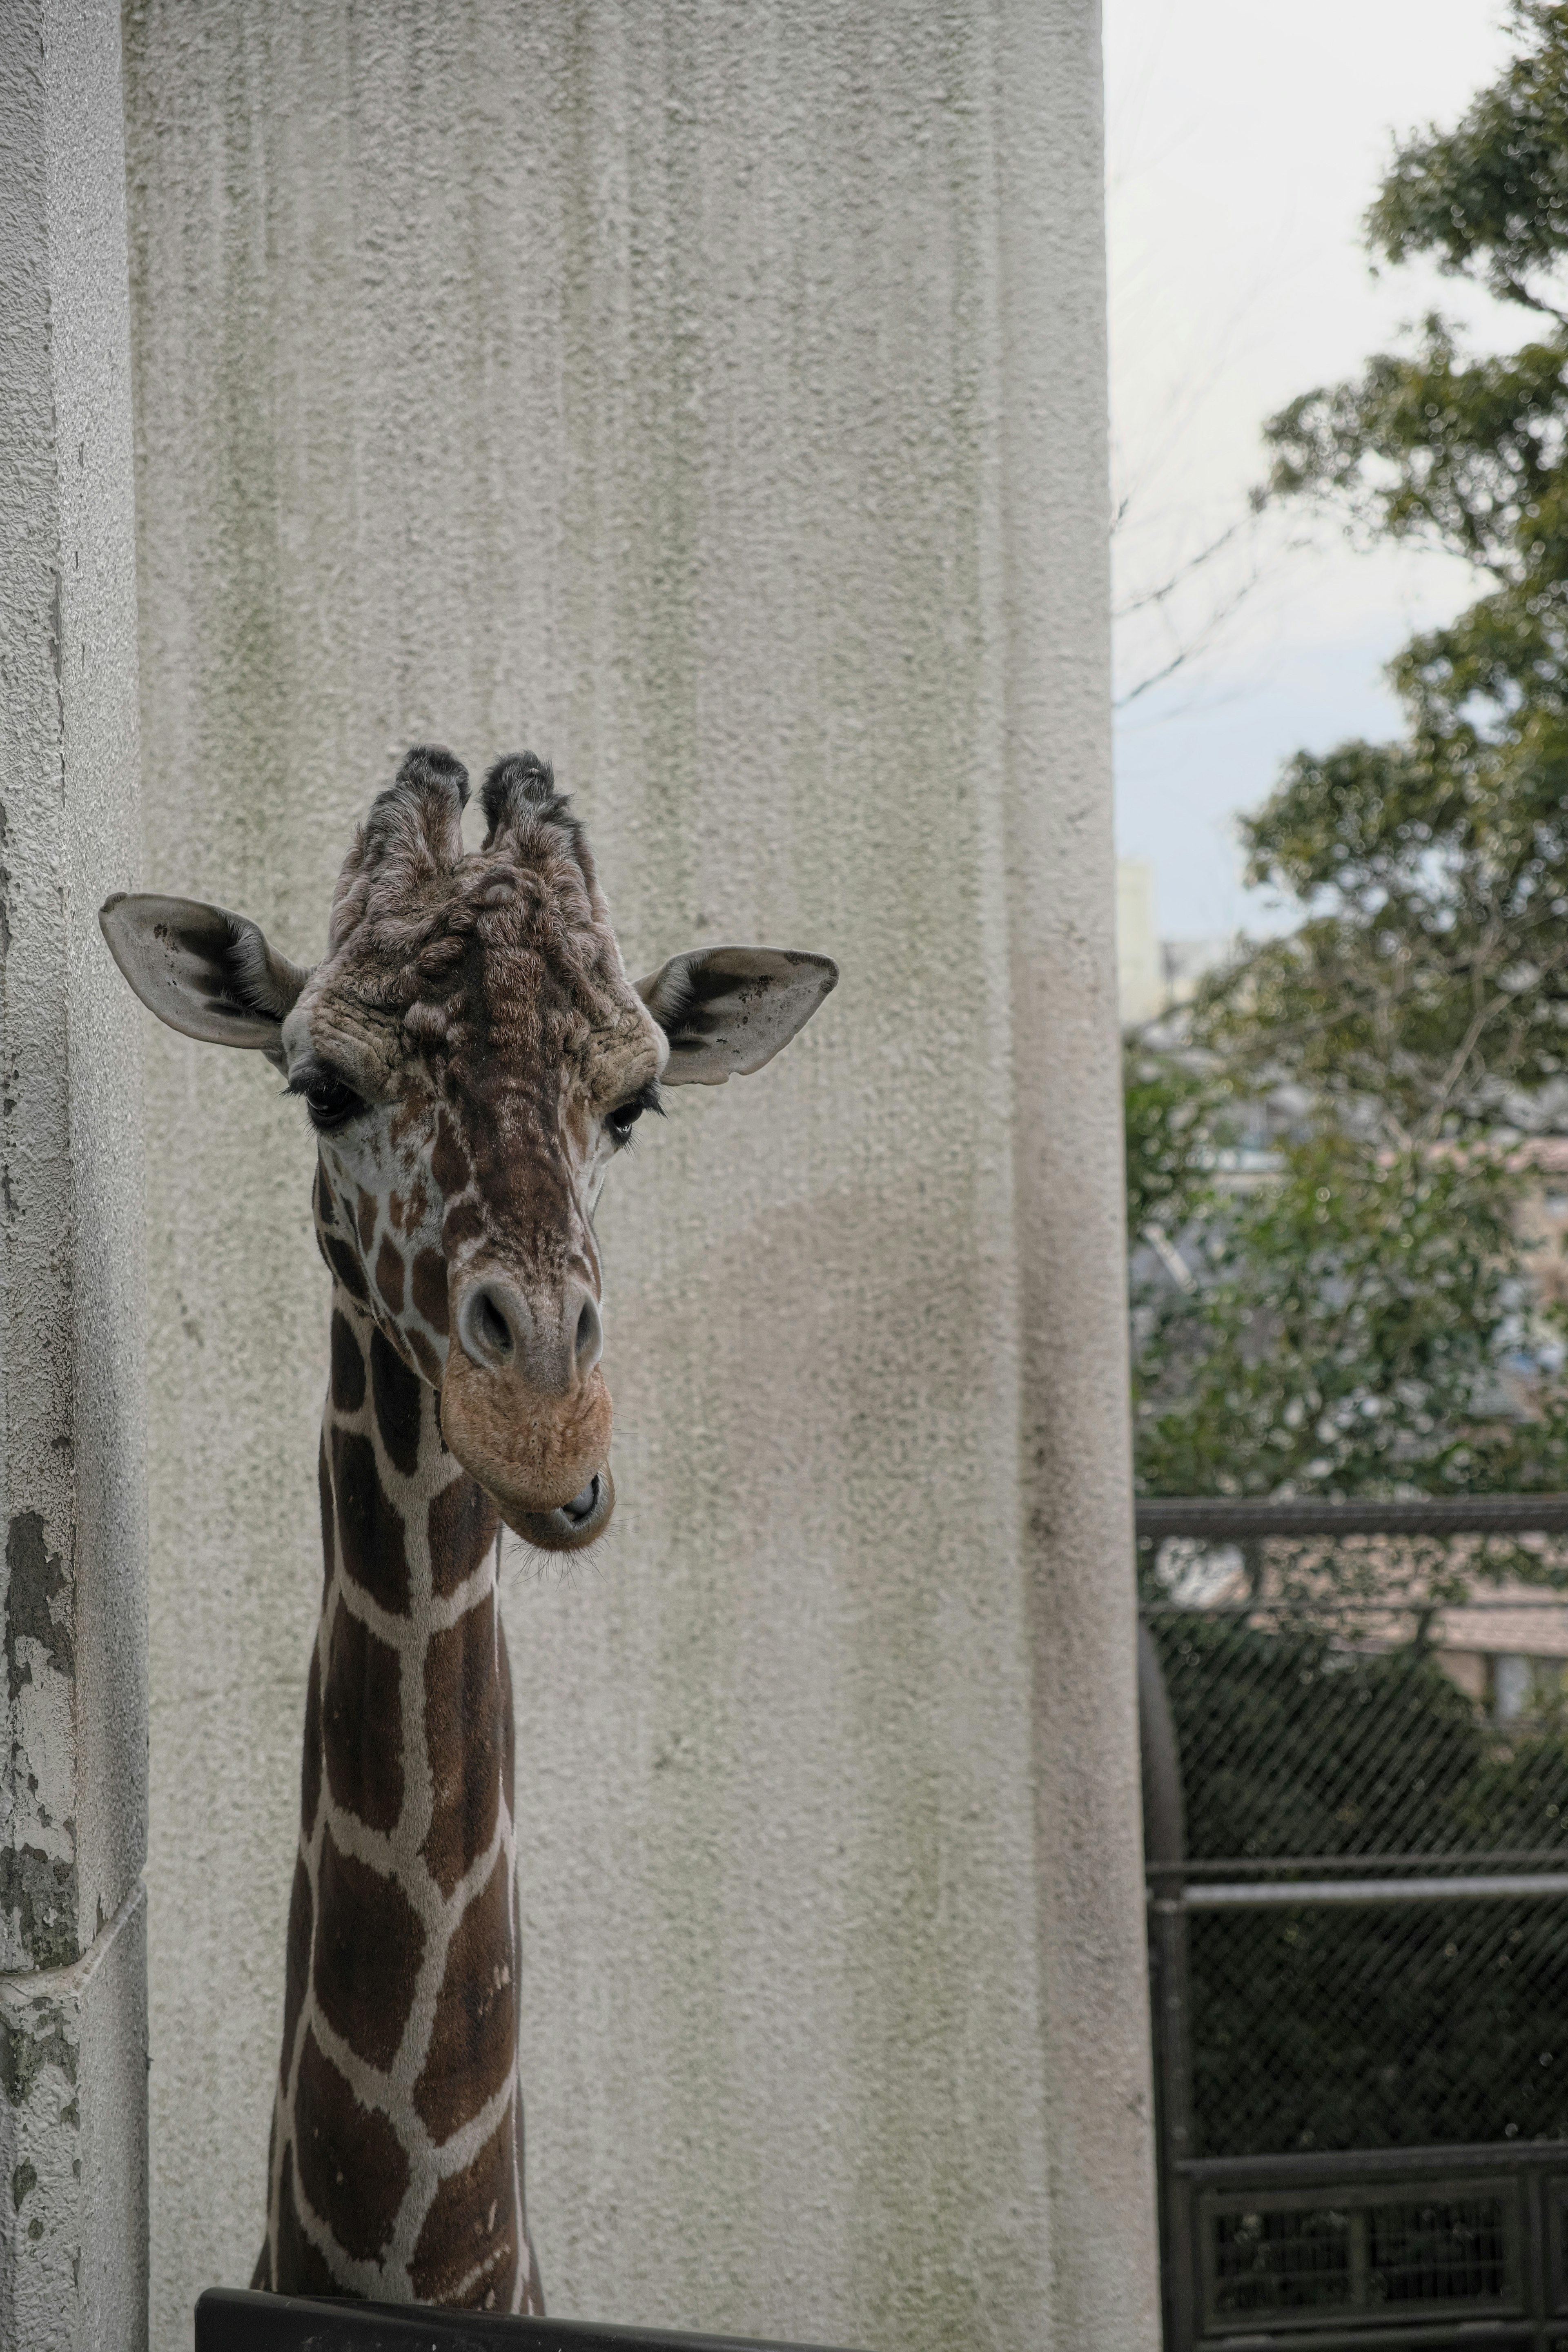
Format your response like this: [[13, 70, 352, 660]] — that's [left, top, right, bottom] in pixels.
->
[[123, 6, 1158, 2348], [0, 0, 149, 2341]]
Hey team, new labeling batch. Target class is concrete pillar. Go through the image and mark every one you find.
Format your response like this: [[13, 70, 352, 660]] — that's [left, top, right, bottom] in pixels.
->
[[124, 4, 1158, 2346], [0, 1, 149, 2345]]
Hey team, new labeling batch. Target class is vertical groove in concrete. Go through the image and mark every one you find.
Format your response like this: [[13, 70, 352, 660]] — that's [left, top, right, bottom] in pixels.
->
[[0, 0, 149, 2342], [124, 5, 1156, 2344], [996, 3, 1164, 2343]]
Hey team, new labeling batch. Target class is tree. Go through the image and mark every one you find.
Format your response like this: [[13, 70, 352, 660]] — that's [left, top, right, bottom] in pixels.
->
[[1196, 2, 1568, 1148], [1127, 1077, 1568, 1501], [1127, 4, 1568, 1508]]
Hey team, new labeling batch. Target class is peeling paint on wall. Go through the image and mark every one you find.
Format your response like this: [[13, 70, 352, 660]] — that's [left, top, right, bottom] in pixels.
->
[[0, 0, 149, 2340]]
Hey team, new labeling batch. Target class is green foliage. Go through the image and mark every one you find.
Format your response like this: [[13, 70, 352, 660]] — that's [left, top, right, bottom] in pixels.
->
[[1130, 1114, 1568, 1499], [1193, 708, 1568, 1137], [1123, 1047, 1233, 1237], [1202, 2, 1568, 1143], [1127, 4, 1568, 1508], [1368, 3, 1568, 322]]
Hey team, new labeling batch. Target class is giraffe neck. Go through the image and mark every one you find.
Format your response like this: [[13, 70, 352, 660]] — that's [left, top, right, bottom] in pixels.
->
[[257, 1285, 544, 2314]]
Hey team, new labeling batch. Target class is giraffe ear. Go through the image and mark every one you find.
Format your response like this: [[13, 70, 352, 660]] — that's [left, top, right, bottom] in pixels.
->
[[634, 947, 837, 1085], [99, 893, 312, 1064]]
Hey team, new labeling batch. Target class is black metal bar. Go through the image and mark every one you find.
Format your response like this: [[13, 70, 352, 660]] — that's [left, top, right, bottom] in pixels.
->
[[1145, 1849, 1568, 1875], [1178, 2138, 1568, 2189], [1139, 1623, 1187, 1884], [1523, 2160, 1550, 2352], [1149, 1906, 1198, 2352], [1179, 2323, 1541, 2349], [1139, 1622, 1198, 2352], [1140, 1598, 1568, 1615], [1135, 1494, 1568, 1539], [194, 2291, 863, 2352]]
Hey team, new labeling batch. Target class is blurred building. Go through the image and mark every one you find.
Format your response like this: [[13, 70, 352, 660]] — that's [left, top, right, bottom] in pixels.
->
[[1115, 858, 1238, 1025]]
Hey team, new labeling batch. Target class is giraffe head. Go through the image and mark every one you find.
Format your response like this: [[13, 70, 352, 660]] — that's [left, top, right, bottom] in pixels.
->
[[102, 747, 835, 1550]]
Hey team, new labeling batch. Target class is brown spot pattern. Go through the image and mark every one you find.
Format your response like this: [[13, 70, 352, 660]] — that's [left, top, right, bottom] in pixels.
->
[[275, 2144, 341, 2296], [321, 1599, 403, 1832], [357, 1189, 378, 1254], [412, 1247, 449, 1336], [281, 1853, 314, 2087], [441, 1197, 485, 1250], [431, 1109, 469, 1201], [331, 1425, 410, 1613], [380, 1313, 417, 1374], [371, 1329, 423, 1478], [374, 1234, 406, 1316], [428, 1475, 499, 1599], [330, 1312, 366, 1413], [422, 1593, 503, 1895], [294, 2028, 410, 2261], [411, 1327, 444, 1385], [322, 1233, 368, 1304], [301, 1646, 323, 1840], [409, 2103, 519, 2307], [413, 1850, 517, 2144], [311, 1828, 425, 2072]]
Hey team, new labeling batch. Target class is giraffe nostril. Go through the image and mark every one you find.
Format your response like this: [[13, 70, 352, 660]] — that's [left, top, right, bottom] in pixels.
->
[[563, 1476, 599, 1521], [458, 1282, 518, 1368], [476, 1295, 512, 1359], [456, 1276, 599, 1389], [575, 1295, 603, 1377]]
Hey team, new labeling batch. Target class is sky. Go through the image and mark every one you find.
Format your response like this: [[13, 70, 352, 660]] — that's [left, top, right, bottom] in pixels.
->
[[1106, 0, 1521, 945]]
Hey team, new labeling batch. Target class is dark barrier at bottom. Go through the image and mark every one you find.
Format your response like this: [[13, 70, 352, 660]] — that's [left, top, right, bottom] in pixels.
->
[[195, 2290, 864, 2352]]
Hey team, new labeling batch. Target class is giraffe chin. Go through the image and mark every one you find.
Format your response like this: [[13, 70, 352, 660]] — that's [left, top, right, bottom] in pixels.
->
[[502, 1465, 617, 1551]]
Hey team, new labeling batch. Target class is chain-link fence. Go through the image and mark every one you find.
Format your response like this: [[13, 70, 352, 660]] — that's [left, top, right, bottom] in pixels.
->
[[1138, 1496, 1568, 2352]]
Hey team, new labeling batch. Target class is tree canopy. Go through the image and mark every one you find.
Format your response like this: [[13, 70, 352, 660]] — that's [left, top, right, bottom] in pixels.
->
[[1130, 4, 1568, 1502], [1195, 1, 1568, 1147]]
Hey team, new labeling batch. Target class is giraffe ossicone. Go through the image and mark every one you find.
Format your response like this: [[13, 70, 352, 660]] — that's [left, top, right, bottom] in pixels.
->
[[102, 747, 836, 2311]]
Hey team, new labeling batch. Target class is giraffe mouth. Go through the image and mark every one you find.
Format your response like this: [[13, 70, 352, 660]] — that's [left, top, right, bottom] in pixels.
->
[[438, 1340, 615, 1547], [504, 1465, 616, 1551]]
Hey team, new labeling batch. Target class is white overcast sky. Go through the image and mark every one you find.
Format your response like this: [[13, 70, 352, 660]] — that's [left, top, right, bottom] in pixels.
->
[[1107, 0, 1521, 942]]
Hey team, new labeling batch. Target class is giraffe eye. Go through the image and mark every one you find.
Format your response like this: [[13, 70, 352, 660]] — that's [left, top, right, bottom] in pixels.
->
[[290, 1066, 366, 1134], [606, 1081, 664, 1144]]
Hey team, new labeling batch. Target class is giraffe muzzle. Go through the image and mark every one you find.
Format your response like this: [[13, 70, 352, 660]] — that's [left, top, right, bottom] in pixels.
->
[[441, 1267, 616, 1545], [507, 1465, 617, 1551]]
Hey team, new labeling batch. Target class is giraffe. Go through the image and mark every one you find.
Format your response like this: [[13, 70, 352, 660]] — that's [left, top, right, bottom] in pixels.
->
[[100, 747, 836, 2311]]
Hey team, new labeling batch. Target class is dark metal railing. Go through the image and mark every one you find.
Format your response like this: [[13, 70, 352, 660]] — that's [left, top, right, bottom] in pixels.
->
[[1136, 1492, 1568, 1540], [1139, 1493, 1568, 2352], [195, 2288, 860, 2352]]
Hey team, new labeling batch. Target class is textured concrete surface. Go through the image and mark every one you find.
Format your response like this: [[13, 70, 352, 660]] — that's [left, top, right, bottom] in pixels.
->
[[1, 1889, 149, 2350], [124, 4, 1158, 2347], [0, 0, 149, 2338]]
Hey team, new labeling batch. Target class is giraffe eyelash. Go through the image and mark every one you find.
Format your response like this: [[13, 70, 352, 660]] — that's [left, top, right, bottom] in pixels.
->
[[285, 1060, 369, 1134], [606, 1079, 665, 1144]]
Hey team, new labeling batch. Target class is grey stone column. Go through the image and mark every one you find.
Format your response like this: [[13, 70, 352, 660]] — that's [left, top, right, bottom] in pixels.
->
[[0, 1, 149, 2345], [124, 2, 1157, 2344]]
